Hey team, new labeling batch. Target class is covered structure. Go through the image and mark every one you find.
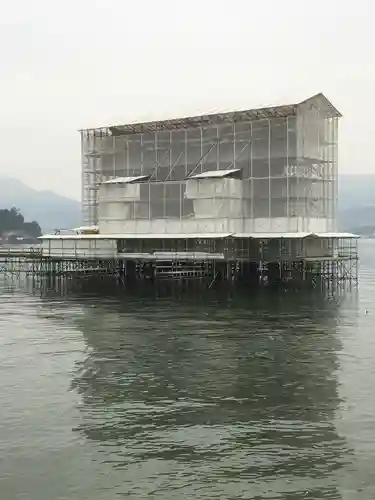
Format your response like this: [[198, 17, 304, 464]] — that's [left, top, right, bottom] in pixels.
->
[[1, 93, 358, 289], [3, 92, 353, 289], [81, 93, 341, 236]]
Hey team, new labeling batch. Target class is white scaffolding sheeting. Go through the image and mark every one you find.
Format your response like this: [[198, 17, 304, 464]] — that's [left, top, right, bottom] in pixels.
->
[[80, 93, 340, 236]]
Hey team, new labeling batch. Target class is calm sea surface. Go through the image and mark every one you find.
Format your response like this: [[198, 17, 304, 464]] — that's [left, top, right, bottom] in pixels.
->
[[0, 241, 374, 499]]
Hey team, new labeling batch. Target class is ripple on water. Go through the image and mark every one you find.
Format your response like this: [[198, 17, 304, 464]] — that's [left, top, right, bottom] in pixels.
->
[[0, 241, 375, 499]]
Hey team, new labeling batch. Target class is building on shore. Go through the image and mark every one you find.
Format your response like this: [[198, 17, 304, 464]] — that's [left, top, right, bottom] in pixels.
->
[[2, 93, 359, 286]]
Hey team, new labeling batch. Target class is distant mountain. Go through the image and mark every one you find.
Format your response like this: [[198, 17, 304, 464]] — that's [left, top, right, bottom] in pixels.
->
[[338, 174, 375, 210], [338, 175, 375, 232], [0, 177, 81, 233]]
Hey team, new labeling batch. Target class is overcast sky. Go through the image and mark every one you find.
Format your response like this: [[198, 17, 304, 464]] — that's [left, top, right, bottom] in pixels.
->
[[0, 0, 374, 200]]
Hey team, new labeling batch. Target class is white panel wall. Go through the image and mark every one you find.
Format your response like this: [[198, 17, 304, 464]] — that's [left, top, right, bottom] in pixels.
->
[[99, 216, 333, 235], [243, 217, 333, 233], [99, 183, 140, 227], [100, 217, 246, 235], [185, 178, 244, 199], [42, 239, 117, 258], [192, 199, 244, 218], [96, 177, 335, 236], [100, 201, 132, 220], [99, 183, 141, 202], [185, 178, 245, 219]]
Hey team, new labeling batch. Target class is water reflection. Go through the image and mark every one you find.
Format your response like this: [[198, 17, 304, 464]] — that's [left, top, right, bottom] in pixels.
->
[[66, 291, 351, 498]]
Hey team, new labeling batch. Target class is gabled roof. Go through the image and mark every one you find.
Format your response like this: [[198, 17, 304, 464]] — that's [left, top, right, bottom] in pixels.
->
[[81, 93, 341, 136], [299, 93, 342, 119]]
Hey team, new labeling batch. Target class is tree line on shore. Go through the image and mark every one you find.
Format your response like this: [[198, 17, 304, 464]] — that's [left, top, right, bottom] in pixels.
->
[[0, 207, 42, 239]]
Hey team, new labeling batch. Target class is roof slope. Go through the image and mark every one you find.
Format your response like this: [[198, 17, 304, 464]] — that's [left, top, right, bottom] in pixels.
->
[[81, 93, 341, 135]]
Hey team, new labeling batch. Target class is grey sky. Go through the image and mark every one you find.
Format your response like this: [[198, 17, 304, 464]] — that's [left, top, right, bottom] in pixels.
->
[[0, 0, 373, 199]]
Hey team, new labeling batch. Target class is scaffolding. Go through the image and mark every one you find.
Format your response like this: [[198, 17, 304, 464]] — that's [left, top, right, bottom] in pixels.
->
[[80, 93, 340, 236], [0, 234, 358, 290], [1, 93, 358, 293]]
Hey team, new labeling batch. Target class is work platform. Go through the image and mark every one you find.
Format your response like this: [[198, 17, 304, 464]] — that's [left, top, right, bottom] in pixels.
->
[[0, 233, 359, 288]]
